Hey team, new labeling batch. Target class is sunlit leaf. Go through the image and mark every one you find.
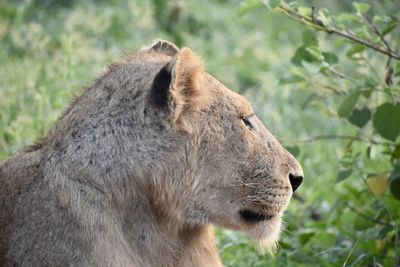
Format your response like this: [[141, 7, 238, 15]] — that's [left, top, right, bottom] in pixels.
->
[[372, 103, 400, 141], [352, 2, 370, 13], [298, 6, 312, 18], [367, 174, 388, 196]]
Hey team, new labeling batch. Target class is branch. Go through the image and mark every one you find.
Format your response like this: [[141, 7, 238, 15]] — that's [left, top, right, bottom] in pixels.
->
[[276, 4, 400, 60], [293, 134, 390, 146], [361, 13, 394, 85]]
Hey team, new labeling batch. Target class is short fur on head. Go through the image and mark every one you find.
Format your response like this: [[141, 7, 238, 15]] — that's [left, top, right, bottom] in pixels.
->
[[0, 40, 303, 267]]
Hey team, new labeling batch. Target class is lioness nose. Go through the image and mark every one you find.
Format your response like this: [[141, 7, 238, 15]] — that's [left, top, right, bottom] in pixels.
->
[[288, 173, 303, 192]]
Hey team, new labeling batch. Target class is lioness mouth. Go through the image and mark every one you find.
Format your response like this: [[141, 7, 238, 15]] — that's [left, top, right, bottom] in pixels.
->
[[240, 209, 273, 223]]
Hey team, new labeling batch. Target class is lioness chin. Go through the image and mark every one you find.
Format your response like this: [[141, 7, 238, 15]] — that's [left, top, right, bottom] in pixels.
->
[[0, 40, 303, 267]]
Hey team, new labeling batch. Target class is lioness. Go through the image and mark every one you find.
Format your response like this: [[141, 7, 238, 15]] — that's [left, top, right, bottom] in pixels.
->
[[0, 40, 303, 267]]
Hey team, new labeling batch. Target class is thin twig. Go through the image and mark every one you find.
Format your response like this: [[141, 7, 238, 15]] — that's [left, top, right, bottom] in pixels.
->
[[293, 134, 390, 146], [276, 5, 400, 60]]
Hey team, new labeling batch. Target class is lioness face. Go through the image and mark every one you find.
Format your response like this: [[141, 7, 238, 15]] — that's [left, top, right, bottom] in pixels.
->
[[190, 73, 303, 252]]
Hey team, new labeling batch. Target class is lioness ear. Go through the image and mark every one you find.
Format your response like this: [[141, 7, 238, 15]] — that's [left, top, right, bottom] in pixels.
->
[[147, 39, 178, 56], [151, 48, 205, 131]]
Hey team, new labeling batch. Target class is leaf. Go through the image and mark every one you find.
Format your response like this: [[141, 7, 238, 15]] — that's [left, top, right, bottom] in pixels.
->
[[291, 45, 321, 65], [389, 164, 400, 181], [302, 30, 318, 46], [348, 107, 371, 128], [236, 0, 262, 16], [361, 90, 372, 99], [285, 145, 301, 157], [381, 22, 397, 37], [390, 177, 400, 201], [391, 145, 400, 164], [322, 52, 339, 64], [346, 44, 365, 58], [298, 6, 312, 18], [338, 91, 360, 118], [354, 215, 375, 230], [367, 174, 388, 196], [372, 103, 400, 141], [299, 231, 315, 245], [375, 239, 387, 251], [337, 169, 352, 182], [353, 2, 370, 13], [261, 0, 281, 10]]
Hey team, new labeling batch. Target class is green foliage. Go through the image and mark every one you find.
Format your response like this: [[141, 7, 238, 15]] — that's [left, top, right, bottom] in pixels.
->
[[1, 0, 400, 266]]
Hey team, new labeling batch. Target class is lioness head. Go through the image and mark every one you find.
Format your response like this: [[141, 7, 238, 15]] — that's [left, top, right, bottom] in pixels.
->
[[116, 40, 303, 252]]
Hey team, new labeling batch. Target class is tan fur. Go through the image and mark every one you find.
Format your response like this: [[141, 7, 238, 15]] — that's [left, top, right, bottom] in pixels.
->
[[0, 40, 303, 267]]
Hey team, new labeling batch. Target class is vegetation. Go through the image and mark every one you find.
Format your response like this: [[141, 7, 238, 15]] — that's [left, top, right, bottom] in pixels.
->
[[1, 0, 399, 266]]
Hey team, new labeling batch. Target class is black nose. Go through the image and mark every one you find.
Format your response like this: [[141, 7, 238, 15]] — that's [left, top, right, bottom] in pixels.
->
[[289, 173, 303, 192]]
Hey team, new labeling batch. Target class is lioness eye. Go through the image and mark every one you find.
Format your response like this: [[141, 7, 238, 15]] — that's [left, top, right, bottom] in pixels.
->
[[241, 116, 254, 129]]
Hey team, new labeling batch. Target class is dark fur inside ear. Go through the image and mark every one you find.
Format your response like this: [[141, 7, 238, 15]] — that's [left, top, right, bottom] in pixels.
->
[[150, 65, 171, 108], [148, 40, 178, 57]]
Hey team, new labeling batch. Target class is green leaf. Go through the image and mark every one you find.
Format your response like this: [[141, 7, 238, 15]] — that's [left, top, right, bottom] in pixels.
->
[[354, 215, 375, 230], [353, 2, 370, 13], [286, 145, 300, 157], [261, 0, 281, 10], [381, 22, 397, 37], [338, 91, 360, 118], [322, 52, 339, 64], [236, 0, 262, 16], [372, 103, 400, 141], [346, 44, 365, 58], [298, 6, 312, 18], [361, 90, 372, 99], [391, 145, 400, 163], [390, 178, 400, 201], [299, 231, 315, 245], [348, 107, 371, 128], [291, 45, 321, 65], [337, 169, 352, 182], [302, 30, 318, 46]]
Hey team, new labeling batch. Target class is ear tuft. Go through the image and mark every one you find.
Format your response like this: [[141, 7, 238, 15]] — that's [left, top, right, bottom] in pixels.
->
[[148, 39, 179, 57]]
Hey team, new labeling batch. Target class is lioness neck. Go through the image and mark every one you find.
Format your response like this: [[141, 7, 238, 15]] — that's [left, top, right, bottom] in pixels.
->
[[120, 199, 223, 267]]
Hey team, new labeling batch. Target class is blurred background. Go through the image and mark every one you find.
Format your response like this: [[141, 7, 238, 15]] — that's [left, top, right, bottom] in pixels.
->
[[1, 0, 399, 266]]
